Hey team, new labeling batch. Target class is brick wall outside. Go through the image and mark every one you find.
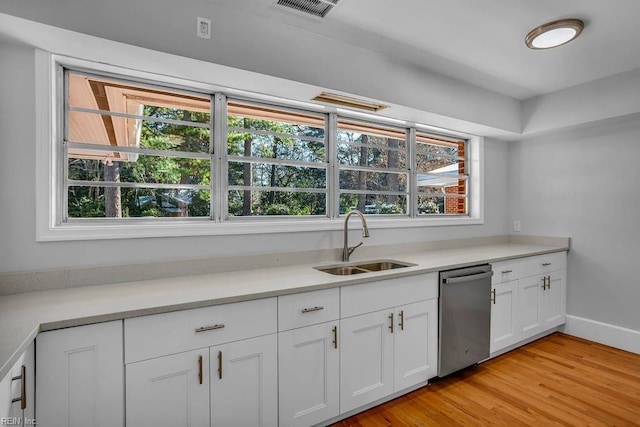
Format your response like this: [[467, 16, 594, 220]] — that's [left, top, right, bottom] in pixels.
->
[[444, 142, 466, 214]]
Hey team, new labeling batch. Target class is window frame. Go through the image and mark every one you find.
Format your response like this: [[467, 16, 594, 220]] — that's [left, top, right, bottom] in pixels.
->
[[35, 53, 484, 241]]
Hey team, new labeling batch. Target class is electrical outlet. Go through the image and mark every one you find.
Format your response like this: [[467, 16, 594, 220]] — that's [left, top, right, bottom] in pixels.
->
[[513, 220, 522, 232], [197, 17, 211, 39]]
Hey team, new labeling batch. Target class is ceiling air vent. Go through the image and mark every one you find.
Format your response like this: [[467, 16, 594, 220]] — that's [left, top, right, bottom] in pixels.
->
[[312, 92, 388, 112], [276, 0, 340, 18]]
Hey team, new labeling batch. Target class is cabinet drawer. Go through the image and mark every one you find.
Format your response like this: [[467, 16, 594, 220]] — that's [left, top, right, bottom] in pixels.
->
[[125, 298, 276, 364], [519, 252, 566, 278], [491, 260, 520, 284], [341, 273, 438, 318], [278, 288, 339, 331]]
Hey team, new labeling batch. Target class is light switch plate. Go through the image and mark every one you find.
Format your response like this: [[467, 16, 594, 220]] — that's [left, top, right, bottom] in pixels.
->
[[513, 220, 521, 232]]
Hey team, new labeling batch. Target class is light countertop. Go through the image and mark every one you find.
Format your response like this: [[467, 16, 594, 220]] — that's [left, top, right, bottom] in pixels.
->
[[0, 239, 568, 379]]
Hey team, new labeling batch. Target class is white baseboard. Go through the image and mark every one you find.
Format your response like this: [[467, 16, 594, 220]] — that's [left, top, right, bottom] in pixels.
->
[[561, 315, 640, 355]]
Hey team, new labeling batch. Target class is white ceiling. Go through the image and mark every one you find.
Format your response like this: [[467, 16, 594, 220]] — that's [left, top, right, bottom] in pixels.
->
[[212, 0, 640, 100]]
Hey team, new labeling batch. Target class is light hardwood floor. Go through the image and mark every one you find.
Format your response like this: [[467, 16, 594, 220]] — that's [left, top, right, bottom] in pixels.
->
[[333, 333, 640, 426]]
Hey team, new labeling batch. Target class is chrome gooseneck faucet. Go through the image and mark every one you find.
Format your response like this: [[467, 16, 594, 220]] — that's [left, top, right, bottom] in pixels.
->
[[343, 209, 370, 262]]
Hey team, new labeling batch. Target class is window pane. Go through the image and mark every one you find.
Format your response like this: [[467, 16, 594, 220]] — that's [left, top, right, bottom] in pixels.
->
[[68, 187, 210, 218], [67, 73, 210, 123], [65, 71, 213, 221], [227, 102, 326, 162], [226, 101, 328, 218], [67, 111, 210, 154], [68, 154, 210, 186], [339, 194, 407, 215], [339, 170, 407, 192], [228, 190, 326, 217], [416, 133, 467, 216], [338, 143, 406, 169], [337, 120, 406, 147], [417, 194, 467, 216], [228, 162, 326, 189], [227, 132, 325, 162]]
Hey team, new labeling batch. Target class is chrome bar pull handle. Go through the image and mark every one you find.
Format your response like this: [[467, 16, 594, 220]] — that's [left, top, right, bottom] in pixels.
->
[[542, 262, 552, 266], [11, 365, 26, 410], [217, 351, 223, 380], [399, 310, 405, 331], [195, 324, 225, 333], [546, 275, 551, 289], [501, 270, 513, 274], [332, 325, 338, 349], [389, 313, 394, 334], [198, 355, 203, 385], [301, 306, 324, 314], [541, 277, 547, 289], [491, 289, 497, 304]]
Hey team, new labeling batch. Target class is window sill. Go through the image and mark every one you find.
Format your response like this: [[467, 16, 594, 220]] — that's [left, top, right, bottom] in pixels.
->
[[37, 216, 484, 242]]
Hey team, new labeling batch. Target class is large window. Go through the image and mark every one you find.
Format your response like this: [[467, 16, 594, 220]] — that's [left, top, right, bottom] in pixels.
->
[[56, 66, 478, 235]]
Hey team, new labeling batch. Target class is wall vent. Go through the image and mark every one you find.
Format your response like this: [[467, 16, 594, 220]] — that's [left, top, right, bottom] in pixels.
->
[[312, 92, 388, 112], [276, 0, 340, 18]]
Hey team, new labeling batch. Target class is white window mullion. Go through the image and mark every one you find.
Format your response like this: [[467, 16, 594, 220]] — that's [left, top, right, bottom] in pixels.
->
[[328, 112, 339, 219], [214, 93, 227, 223], [408, 127, 417, 218], [61, 67, 70, 224]]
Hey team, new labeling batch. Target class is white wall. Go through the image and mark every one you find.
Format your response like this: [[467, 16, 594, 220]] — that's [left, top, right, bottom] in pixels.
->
[[0, 4, 521, 136], [509, 116, 640, 331], [0, 41, 510, 273]]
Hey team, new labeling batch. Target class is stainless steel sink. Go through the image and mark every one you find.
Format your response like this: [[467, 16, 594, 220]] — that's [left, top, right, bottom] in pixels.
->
[[317, 266, 370, 275], [315, 259, 415, 275], [354, 261, 410, 271]]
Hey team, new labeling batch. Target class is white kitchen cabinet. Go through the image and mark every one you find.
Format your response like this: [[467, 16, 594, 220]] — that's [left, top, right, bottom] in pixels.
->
[[340, 309, 395, 414], [518, 274, 543, 337], [127, 334, 277, 427], [340, 299, 438, 413], [278, 321, 339, 427], [518, 270, 566, 340], [393, 299, 438, 392], [491, 251, 567, 354], [36, 321, 124, 427], [0, 341, 34, 427], [340, 273, 439, 414], [126, 349, 210, 427], [210, 334, 277, 427], [540, 270, 566, 330], [490, 280, 519, 353], [125, 298, 278, 427]]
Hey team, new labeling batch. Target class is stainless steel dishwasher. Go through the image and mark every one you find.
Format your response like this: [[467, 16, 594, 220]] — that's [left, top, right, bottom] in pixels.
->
[[438, 264, 493, 377]]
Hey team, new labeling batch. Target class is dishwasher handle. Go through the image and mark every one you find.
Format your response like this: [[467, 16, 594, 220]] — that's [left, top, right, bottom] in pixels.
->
[[443, 270, 493, 285]]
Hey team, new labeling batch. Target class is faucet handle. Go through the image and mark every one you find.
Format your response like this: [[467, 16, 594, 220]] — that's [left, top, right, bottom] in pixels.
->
[[348, 241, 364, 257]]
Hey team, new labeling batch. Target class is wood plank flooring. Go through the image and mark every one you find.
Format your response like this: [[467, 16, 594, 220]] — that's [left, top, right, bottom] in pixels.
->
[[333, 333, 640, 426]]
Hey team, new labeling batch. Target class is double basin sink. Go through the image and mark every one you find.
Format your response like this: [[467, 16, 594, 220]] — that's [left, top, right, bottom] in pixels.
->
[[315, 259, 415, 275]]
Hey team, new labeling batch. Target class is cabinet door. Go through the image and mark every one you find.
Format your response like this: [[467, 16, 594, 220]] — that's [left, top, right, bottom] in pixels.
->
[[210, 334, 277, 427], [278, 322, 339, 427], [340, 310, 394, 414], [126, 349, 209, 427], [394, 299, 437, 392], [36, 321, 124, 427], [541, 270, 566, 329], [518, 275, 544, 339], [0, 341, 34, 427], [491, 280, 520, 353]]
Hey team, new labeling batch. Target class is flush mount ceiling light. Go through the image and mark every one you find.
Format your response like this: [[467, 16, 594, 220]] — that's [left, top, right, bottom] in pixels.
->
[[525, 18, 584, 49]]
